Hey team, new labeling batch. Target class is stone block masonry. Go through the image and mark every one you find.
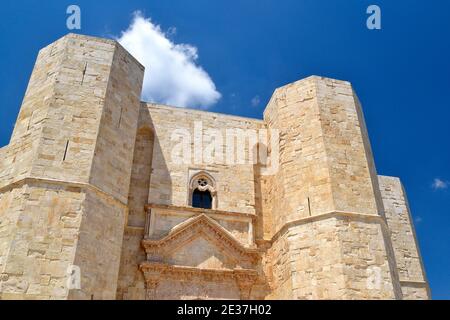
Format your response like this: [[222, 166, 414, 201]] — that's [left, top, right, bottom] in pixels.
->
[[0, 33, 144, 299], [0, 33, 430, 299], [378, 176, 430, 299]]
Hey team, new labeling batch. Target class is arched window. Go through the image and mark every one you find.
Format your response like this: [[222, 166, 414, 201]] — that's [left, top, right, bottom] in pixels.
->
[[192, 189, 212, 209], [189, 173, 217, 209]]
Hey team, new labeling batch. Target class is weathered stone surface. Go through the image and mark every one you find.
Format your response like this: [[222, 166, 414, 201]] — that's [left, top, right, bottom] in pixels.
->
[[378, 176, 430, 299], [0, 34, 429, 300], [0, 33, 144, 300]]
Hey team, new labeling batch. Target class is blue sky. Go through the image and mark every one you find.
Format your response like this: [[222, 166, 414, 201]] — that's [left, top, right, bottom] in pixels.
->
[[0, 1, 449, 299]]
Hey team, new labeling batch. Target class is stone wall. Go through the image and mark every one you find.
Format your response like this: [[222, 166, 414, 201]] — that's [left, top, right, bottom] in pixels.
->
[[0, 186, 28, 284], [69, 189, 127, 299], [378, 176, 430, 299], [117, 103, 264, 299], [116, 78, 429, 300], [0, 33, 430, 300], [155, 278, 240, 300], [267, 215, 401, 299], [116, 228, 147, 300], [0, 183, 85, 299], [146, 103, 264, 214], [0, 33, 144, 299], [89, 42, 143, 204], [262, 76, 402, 299], [0, 39, 61, 188], [0, 183, 131, 299], [116, 104, 153, 300], [263, 77, 384, 236]]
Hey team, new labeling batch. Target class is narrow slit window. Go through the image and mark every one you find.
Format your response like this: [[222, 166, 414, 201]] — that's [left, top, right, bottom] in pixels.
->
[[63, 140, 69, 161], [118, 106, 123, 128], [81, 62, 87, 85], [27, 111, 34, 131]]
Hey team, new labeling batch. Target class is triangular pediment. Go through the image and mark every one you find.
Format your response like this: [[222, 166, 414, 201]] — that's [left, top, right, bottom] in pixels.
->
[[142, 214, 259, 268], [168, 235, 237, 269]]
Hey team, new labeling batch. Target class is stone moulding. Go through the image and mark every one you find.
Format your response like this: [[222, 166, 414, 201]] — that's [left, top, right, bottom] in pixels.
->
[[0, 176, 128, 209], [144, 203, 255, 246], [144, 203, 257, 220], [269, 210, 391, 244], [140, 262, 258, 282], [399, 280, 429, 287]]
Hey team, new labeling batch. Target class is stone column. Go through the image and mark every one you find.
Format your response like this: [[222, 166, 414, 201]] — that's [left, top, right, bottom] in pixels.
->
[[235, 271, 257, 300]]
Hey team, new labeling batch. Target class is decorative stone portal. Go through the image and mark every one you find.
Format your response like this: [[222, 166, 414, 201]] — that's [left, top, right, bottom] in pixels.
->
[[140, 212, 260, 299]]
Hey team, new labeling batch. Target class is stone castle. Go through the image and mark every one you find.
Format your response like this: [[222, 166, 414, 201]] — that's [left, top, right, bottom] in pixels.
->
[[0, 34, 430, 300]]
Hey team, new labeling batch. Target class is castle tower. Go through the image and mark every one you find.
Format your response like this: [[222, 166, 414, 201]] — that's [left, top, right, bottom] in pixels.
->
[[0, 33, 429, 300], [0, 34, 144, 299], [262, 76, 403, 299]]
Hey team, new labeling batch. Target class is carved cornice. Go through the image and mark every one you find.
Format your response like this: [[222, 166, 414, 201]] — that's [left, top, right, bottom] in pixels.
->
[[139, 262, 258, 300], [399, 280, 429, 287], [145, 203, 257, 220], [0, 176, 128, 209], [140, 262, 258, 284], [268, 210, 391, 244]]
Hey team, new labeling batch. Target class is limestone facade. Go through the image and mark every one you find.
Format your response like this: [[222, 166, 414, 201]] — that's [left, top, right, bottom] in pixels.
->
[[0, 34, 430, 299]]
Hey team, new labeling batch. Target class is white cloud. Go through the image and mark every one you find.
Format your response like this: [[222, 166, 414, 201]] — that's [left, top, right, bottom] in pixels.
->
[[251, 95, 261, 107], [432, 178, 448, 190], [117, 12, 221, 108]]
